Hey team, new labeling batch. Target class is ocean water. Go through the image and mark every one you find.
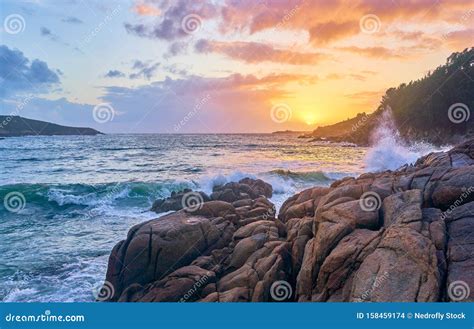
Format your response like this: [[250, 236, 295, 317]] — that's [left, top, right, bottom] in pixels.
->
[[0, 134, 436, 302]]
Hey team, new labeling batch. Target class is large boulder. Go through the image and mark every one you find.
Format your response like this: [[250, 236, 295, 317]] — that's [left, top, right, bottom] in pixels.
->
[[104, 208, 236, 300], [211, 178, 273, 202]]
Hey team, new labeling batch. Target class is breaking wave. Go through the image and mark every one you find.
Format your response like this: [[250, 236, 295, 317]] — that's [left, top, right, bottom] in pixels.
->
[[364, 109, 446, 172]]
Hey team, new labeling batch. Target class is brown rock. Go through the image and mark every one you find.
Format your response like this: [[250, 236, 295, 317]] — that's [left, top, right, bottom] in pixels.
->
[[104, 210, 235, 300], [313, 229, 382, 301], [120, 266, 215, 302], [191, 200, 236, 218], [103, 139, 474, 303], [211, 178, 272, 202], [151, 189, 210, 213], [431, 166, 474, 208], [350, 226, 440, 302], [444, 201, 474, 302], [279, 187, 330, 222]]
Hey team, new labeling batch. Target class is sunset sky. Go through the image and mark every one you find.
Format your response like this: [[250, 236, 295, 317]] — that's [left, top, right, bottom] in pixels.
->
[[1, 0, 473, 133]]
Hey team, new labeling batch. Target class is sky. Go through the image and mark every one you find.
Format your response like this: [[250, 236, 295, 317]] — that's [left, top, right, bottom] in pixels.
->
[[0, 0, 473, 133]]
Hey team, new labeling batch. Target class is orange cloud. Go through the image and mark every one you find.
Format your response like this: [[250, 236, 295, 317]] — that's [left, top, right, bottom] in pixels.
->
[[325, 71, 375, 81], [442, 29, 474, 51], [344, 90, 385, 107], [126, 0, 473, 51], [338, 46, 408, 59], [195, 39, 329, 65], [309, 21, 359, 45], [227, 73, 317, 89], [216, 0, 474, 45], [133, 3, 161, 16]]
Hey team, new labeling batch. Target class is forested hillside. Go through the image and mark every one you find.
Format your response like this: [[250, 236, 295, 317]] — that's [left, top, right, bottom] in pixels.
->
[[305, 48, 474, 145], [0, 116, 102, 137]]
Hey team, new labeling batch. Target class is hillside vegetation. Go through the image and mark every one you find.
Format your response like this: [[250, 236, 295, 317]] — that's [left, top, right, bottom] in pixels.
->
[[305, 48, 474, 145], [0, 116, 102, 137]]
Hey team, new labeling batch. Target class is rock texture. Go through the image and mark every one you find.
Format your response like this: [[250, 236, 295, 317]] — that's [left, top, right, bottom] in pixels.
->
[[150, 189, 210, 213], [103, 139, 474, 302]]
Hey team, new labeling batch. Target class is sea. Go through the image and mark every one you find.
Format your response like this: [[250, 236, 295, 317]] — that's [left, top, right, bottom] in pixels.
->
[[0, 133, 441, 302]]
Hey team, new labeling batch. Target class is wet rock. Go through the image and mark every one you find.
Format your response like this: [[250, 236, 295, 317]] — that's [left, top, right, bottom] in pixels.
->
[[211, 178, 272, 202], [444, 201, 474, 302], [279, 187, 330, 222], [105, 210, 235, 300], [151, 189, 210, 213]]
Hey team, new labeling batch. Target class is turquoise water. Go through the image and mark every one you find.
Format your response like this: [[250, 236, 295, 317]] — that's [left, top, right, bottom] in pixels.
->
[[0, 134, 368, 302]]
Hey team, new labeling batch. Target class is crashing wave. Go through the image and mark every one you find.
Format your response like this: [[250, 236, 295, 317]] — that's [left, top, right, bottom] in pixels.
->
[[364, 109, 448, 172]]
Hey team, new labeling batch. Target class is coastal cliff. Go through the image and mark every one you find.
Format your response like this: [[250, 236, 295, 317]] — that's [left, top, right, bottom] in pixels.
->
[[102, 139, 474, 302], [302, 48, 474, 146]]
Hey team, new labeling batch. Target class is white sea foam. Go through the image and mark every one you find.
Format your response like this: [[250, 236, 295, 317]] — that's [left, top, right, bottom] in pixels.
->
[[197, 171, 257, 195], [195, 170, 332, 212], [3, 287, 39, 302], [364, 109, 446, 172], [47, 185, 131, 207]]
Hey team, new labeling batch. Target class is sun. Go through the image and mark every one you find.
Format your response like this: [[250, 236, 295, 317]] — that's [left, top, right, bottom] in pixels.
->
[[303, 112, 317, 126]]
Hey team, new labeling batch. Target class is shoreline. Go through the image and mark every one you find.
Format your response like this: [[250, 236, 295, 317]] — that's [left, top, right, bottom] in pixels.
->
[[100, 138, 474, 302], [0, 136, 471, 302]]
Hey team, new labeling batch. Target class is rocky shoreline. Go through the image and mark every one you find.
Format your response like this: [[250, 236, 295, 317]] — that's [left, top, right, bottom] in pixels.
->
[[102, 139, 474, 302]]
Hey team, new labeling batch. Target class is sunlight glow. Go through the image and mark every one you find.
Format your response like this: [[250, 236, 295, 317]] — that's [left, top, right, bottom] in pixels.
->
[[302, 112, 317, 126]]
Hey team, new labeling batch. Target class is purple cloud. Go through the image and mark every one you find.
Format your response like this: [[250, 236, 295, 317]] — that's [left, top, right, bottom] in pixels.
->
[[0, 45, 60, 97]]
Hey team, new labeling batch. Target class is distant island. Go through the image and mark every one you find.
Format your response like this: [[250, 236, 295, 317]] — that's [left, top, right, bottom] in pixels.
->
[[272, 130, 310, 135], [301, 48, 474, 146], [0, 116, 102, 137]]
